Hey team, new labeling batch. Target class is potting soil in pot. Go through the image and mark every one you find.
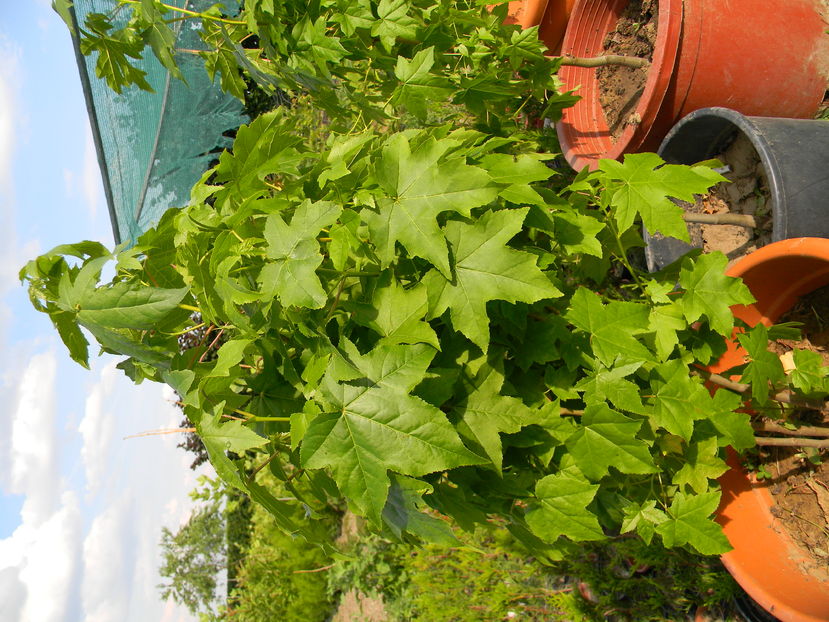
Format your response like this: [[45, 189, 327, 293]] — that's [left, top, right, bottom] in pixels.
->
[[596, 0, 657, 139], [679, 132, 772, 261], [758, 285, 829, 581]]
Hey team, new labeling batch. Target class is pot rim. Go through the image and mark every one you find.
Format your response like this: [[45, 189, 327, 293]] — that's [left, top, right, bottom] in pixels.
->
[[499, 0, 552, 28], [715, 238, 829, 622], [557, 0, 683, 170], [657, 106, 788, 242]]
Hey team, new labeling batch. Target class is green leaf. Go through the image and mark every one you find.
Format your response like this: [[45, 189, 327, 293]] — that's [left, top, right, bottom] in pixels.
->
[[300, 344, 483, 524], [52, 0, 74, 30], [81, 321, 172, 367], [76, 283, 187, 329], [703, 390, 754, 451], [383, 474, 458, 544], [318, 133, 374, 188], [246, 479, 302, 534], [291, 402, 321, 450], [599, 153, 723, 239], [364, 133, 497, 275], [513, 315, 572, 369], [621, 500, 668, 545], [424, 208, 561, 352], [737, 324, 786, 405], [526, 470, 604, 542], [479, 153, 552, 185], [498, 183, 547, 207], [294, 17, 348, 72], [790, 348, 829, 393], [456, 365, 549, 472], [194, 408, 268, 490], [137, 0, 183, 80], [52, 310, 90, 368], [367, 279, 439, 349], [372, 0, 419, 50], [212, 109, 305, 204], [64, 255, 111, 308], [656, 491, 731, 555], [552, 210, 605, 258], [673, 437, 728, 494], [565, 404, 657, 481], [201, 24, 247, 100], [80, 14, 153, 93], [392, 47, 452, 119], [260, 200, 342, 309], [566, 288, 654, 367], [577, 362, 647, 414], [207, 339, 252, 378], [335, 0, 374, 34], [679, 252, 755, 335], [649, 359, 719, 440], [649, 301, 686, 360]]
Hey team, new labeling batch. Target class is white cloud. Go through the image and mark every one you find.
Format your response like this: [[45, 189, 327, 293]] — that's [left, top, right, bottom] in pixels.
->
[[63, 168, 75, 198], [0, 567, 26, 622], [82, 496, 132, 622], [0, 491, 82, 622], [17, 491, 82, 622], [0, 37, 18, 187], [82, 126, 102, 222], [0, 352, 82, 622], [0, 36, 26, 296], [9, 353, 59, 525], [1, 354, 206, 622], [78, 362, 208, 622], [78, 364, 117, 495]]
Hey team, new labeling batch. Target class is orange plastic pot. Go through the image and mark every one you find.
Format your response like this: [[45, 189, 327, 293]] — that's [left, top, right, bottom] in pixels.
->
[[710, 238, 829, 622], [538, 0, 577, 54], [556, 0, 829, 170], [499, 0, 551, 28], [495, 0, 576, 54]]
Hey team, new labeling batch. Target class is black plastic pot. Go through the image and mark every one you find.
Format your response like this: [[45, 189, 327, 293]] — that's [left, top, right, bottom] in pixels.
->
[[644, 107, 829, 272]]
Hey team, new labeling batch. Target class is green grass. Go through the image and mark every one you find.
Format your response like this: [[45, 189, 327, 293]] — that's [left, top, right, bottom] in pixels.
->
[[222, 469, 340, 622], [326, 524, 743, 622]]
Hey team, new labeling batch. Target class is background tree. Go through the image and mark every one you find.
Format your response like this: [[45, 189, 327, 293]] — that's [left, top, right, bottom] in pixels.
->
[[158, 502, 227, 616]]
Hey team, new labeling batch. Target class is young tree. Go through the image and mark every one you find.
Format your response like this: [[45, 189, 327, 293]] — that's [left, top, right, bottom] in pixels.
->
[[158, 504, 227, 616]]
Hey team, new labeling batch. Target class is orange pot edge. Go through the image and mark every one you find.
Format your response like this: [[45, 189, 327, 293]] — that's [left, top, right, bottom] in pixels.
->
[[716, 238, 829, 622]]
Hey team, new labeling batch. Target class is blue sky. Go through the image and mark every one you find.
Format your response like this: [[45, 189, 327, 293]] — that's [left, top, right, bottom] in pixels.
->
[[0, 3, 213, 621]]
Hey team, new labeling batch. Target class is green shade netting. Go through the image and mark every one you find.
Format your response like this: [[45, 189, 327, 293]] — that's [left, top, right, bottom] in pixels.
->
[[71, 0, 247, 244]]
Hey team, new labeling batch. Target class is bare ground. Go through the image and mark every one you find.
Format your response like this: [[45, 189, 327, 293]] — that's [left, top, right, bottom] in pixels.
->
[[329, 511, 388, 622]]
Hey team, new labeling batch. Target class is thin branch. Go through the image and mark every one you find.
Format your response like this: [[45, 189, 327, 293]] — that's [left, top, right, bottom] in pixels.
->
[[560, 54, 650, 69], [292, 564, 334, 574], [695, 370, 827, 410], [124, 427, 195, 439], [754, 437, 829, 448], [697, 371, 749, 394], [323, 277, 347, 324], [317, 268, 381, 277], [683, 213, 757, 228], [198, 328, 225, 363], [753, 421, 829, 438], [121, 0, 246, 25], [284, 468, 305, 485], [246, 450, 280, 485]]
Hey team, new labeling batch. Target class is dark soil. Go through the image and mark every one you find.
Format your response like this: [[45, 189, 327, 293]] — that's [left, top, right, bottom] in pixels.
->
[[758, 285, 829, 580], [768, 285, 829, 367], [682, 132, 773, 261], [596, 0, 658, 139]]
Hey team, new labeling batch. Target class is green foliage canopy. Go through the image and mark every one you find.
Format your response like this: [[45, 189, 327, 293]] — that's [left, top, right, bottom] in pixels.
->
[[30, 0, 822, 559]]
